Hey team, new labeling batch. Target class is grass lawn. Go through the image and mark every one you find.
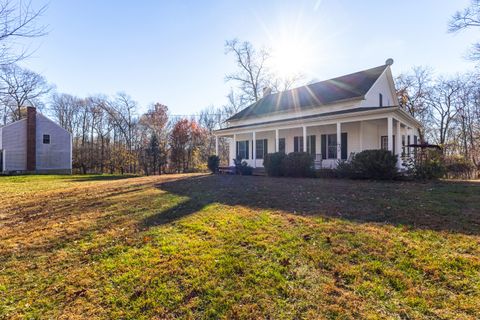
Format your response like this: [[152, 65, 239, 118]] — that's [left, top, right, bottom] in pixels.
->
[[0, 174, 479, 319]]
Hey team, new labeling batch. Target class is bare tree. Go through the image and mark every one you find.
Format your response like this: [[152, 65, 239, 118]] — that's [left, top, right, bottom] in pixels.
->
[[222, 90, 245, 120], [449, 0, 480, 60], [0, 64, 51, 121], [0, 0, 48, 66], [395, 66, 433, 140], [50, 93, 82, 132], [225, 39, 270, 103], [426, 76, 463, 151]]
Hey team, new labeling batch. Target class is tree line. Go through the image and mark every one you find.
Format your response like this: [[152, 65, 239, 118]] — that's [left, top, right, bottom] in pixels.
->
[[0, 0, 478, 174]]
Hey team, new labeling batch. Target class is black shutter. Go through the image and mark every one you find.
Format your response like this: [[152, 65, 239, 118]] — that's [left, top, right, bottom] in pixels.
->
[[246, 140, 249, 159], [264, 139, 268, 158], [236, 141, 239, 158], [309, 135, 316, 155], [321, 134, 326, 159], [341, 132, 348, 160], [294, 137, 298, 152], [392, 135, 395, 156]]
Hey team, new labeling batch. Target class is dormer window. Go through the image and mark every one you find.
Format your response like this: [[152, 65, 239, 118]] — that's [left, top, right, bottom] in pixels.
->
[[379, 93, 383, 107], [43, 134, 50, 144]]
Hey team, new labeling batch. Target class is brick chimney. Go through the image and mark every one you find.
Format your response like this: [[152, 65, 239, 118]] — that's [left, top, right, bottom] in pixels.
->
[[26, 106, 36, 171]]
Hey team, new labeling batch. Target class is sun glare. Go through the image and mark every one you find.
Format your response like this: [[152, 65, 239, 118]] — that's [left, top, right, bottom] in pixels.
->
[[270, 34, 315, 80]]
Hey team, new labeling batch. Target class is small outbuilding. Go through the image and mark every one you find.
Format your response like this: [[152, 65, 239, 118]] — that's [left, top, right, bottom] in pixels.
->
[[0, 107, 72, 174]]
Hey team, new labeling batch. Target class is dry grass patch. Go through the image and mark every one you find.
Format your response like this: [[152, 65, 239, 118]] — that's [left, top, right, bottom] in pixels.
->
[[0, 174, 479, 319]]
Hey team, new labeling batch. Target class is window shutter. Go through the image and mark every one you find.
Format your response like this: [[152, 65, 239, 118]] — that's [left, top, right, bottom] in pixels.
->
[[309, 135, 316, 155], [236, 141, 239, 158], [321, 134, 326, 159], [264, 139, 268, 158], [341, 133, 348, 159], [407, 135, 411, 155], [393, 135, 396, 155], [294, 137, 298, 152], [246, 140, 249, 159]]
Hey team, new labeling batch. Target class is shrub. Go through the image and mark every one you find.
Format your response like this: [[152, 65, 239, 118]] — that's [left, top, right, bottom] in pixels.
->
[[233, 156, 253, 175], [207, 155, 220, 173], [315, 168, 338, 178], [445, 156, 475, 179], [282, 152, 314, 177], [263, 152, 287, 177], [335, 160, 355, 179], [238, 161, 253, 175], [337, 149, 398, 180], [405, 157, 445, 180]]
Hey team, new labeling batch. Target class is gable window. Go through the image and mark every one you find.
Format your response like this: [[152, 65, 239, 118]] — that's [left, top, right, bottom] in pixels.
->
[[43, 134, 50, 144], [255, 139, 268, 159], [293, 136, 304, 152], [236, 140, 249, 159], [379, 93, 383, 107], [278, 138, 286, 153]]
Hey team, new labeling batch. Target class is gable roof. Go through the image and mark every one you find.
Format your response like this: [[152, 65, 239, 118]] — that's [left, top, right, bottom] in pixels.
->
[[228, 64, 389, 121]]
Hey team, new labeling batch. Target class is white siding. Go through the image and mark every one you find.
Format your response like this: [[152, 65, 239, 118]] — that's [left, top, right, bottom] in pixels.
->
[[36, 114, 72, 171], [1, 119, 27, 171], [361, 69, 397, 107]]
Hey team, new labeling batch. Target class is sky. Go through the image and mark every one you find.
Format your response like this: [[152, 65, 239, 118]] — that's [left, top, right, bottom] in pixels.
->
[[19, 0, 479, 116]]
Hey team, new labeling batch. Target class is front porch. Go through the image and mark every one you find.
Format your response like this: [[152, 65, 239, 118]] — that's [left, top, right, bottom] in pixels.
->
[[216, 113, 419, 170]]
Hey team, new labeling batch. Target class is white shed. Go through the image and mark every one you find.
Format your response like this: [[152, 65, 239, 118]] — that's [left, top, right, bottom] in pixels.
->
[[0, 107, 72, 174]]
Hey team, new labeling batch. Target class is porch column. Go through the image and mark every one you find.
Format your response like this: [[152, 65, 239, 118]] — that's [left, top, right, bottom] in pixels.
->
[[215, 136, 219, 156], [275, 129, 279, 152], [396, 120, 402, 168], [252, 131, 256, 168], [302, 126, 307, 152], [336, 122, 341, 160], [233, 134, 236, 166], [359, 121, 364, 151], [406, 127, 411, 158], [387, 116, 393, 152]]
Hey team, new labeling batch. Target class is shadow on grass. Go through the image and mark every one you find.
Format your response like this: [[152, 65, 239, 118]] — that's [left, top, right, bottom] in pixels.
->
[[69, 174, 139, 182], [143, 174, 480, 235]]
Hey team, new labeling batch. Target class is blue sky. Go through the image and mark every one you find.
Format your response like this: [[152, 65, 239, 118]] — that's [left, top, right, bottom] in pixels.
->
[[20, 0, 478, 115]]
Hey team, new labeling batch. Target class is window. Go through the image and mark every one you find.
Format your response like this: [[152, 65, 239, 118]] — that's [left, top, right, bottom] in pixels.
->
[[293, 136, 304, 152], [327, 134, 337, 159], [381, 135, 395, 154], [43, 134, 50, 144], [321, 133, 347, 159], [294, 136, 316, 154], [255, 139, 268, 159], [236, 140, 249, 159], [279, 138, 285, 153], [379, 93, 383, 107]]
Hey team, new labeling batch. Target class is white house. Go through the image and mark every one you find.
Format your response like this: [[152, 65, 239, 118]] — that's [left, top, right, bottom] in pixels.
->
[[0, 107, 72, 174], [214, 59, 422, 169]]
